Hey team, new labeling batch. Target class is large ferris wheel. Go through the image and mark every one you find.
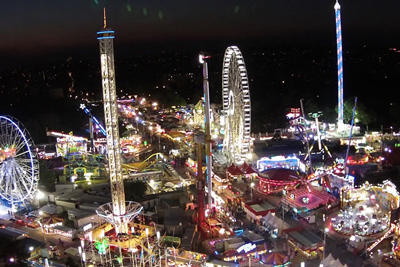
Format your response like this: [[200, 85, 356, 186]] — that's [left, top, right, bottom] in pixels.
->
[[0, 116, 39, 206], [222, 46, 251, 163]]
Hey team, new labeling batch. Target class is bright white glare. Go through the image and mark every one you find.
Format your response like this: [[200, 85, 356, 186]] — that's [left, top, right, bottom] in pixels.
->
[[36, 191, 45, 200]]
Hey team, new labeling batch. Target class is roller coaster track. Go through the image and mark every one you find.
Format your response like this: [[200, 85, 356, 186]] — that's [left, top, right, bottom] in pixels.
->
[[65, 152, 166, 178], [122, 152, 166, 172]]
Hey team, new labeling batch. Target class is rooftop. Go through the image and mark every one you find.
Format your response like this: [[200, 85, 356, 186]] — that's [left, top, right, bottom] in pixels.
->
[[249, 202, 275, 212], [288, 229, 323, 248]]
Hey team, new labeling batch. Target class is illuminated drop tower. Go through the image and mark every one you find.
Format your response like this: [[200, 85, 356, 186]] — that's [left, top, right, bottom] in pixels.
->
[[335, 0, 344, 129], [96, 10, 128, 234]]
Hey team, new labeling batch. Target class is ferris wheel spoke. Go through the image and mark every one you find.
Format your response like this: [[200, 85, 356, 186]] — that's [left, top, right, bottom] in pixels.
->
[[14, 162, 34, 183], [15, 150, 30, 158], [17, 174, 31, 196], [13, 137, 25, 153], [13, 180, 27, 202], [13, 164, 30, 196], [14, 137, 27, 154], [3, 174, 11, 200], [5, 125, 14, 147], [10, 127, 20, 144], [0, 124, 8, 146], [0, 172, 6, 194]]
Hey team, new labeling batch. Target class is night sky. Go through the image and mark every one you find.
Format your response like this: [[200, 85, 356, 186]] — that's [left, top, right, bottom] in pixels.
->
[[1, 0, 400, 66]]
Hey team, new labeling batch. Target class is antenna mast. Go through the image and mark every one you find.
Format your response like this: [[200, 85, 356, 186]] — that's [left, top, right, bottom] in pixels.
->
[[103, 8, 107, 29]]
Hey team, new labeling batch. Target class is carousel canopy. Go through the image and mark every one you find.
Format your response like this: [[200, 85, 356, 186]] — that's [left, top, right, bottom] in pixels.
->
[[262, 252, 289, 266], [259, 168, 299, 181], [42, 216, 64, 227]]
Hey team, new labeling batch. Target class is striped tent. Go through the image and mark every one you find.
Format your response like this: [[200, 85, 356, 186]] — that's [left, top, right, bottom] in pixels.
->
[[42, 216, 64, 227], [261, 252, 289, 266]]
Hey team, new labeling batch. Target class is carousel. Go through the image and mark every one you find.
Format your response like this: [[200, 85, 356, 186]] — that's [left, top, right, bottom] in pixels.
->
[[256, 156, 305, 195], [331, 180, 399, 237]]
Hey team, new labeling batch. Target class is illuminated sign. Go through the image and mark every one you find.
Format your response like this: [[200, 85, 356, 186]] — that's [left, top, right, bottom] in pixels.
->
[[237, 243, 256, 253]]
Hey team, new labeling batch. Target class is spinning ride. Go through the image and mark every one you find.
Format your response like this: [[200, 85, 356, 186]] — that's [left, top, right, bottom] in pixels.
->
[[332, 180, 399, 237], [222, 46, 251, 163], [0, 116, 39, 205]]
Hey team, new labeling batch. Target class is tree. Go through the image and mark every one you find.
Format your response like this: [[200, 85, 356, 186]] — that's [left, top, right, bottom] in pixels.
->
[[124, 181, 148, 201], [38, 160, 57, 191], [65, 256, 79, 267], [341, 97, 376, 128]]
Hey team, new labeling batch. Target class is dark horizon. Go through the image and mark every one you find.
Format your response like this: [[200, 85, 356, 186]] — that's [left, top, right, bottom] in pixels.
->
[[2, 0, 400, 70]]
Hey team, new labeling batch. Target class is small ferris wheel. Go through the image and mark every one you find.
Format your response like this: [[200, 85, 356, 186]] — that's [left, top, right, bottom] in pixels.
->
[[0, 116, 39, 206], [222, 46, 251, 163]]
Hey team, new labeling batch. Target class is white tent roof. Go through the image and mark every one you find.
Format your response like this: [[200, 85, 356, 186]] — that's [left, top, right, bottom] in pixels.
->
[[320, 253, 345, 267], [261, 212, 273, 222], [261, 212, 282, 229], [39, 204, 63, 215]]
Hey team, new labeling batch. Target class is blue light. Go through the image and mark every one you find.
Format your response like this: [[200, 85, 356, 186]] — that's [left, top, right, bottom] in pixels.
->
[[82, 108, 107, 136], [97, 36, 115, 40], [97, 30, 115, 34], [235, 229, 244, 236]]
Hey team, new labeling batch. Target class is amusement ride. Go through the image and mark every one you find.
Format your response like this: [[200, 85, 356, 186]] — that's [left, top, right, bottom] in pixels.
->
[[222, 46, 251, 164], [0, 116, 39, 209]]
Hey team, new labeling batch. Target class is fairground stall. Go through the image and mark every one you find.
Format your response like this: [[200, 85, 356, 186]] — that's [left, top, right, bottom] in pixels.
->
[[285, 229, 324, 260], [47, 131, 88, 158]]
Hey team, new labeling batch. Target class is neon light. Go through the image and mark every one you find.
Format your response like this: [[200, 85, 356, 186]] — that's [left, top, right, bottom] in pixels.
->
[[97, 30, 115, 34], [235, 229, 244, 235], [83, 107, 107, 136], [237, 243, 256, 253], [97, 36, 115, 40]]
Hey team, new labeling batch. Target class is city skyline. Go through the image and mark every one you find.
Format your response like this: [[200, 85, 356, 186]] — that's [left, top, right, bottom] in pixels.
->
[[1, 0, 400, 67]]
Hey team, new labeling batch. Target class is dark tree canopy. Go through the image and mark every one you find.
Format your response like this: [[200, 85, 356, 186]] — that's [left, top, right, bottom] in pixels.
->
[[341, 97, 376, 127], [124, 181, 148, 201], [38, 160, 57, 191]]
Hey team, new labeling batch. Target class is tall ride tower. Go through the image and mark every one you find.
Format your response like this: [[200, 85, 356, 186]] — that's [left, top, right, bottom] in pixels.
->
[[96, 10, 127, 234], [335, 0, 344, 129]]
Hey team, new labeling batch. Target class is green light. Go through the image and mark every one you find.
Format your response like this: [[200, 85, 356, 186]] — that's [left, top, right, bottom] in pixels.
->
[[158, 11, 163, 20], [126, 4, 132, 12], [143, 7, 148, 16], [234, 6, 240, 14], [95, 238, 109, 255]]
